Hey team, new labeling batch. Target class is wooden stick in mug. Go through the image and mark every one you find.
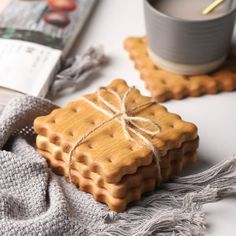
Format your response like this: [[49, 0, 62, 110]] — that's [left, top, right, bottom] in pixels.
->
[[202, 0, 225, 15]]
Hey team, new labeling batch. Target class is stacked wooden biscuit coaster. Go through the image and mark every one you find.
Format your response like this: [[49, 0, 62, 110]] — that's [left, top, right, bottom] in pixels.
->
[[34, 79, 199, 212]]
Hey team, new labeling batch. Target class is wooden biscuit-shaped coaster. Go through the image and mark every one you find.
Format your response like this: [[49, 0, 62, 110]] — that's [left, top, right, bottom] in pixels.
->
[[36, 134, 198, 198], [124, 37, 236, 102], [34, 79, 199, 211], [37, 134, 158, 198], [38, 147, 197, 212], [34, 79, 198, 185]]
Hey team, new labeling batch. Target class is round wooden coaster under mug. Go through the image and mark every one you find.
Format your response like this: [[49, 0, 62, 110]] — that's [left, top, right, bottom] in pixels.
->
[[144, 0, 236, 75]]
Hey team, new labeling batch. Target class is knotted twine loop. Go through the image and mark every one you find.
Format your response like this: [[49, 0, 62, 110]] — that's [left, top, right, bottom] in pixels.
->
[[67, 87, 162, 184]]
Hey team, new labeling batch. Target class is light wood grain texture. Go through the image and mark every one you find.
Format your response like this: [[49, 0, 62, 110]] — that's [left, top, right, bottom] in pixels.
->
[[36, 134, 198, 198], [38, 145, 197, 212]]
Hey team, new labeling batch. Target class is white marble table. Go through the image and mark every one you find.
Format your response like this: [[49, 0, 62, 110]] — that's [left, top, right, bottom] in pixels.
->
[[54, 1, 236, 235]]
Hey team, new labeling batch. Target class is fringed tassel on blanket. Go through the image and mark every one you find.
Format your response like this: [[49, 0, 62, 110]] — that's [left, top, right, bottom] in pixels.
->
[[50, 46, 108, 97], [99, 157, 236, 236]]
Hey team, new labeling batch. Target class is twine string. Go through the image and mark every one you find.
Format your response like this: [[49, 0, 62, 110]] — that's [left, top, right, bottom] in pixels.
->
[[68, 87, 162, 183]]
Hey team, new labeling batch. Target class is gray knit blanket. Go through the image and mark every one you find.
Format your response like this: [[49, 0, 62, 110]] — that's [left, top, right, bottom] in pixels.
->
[[0, 96, 236, 236]]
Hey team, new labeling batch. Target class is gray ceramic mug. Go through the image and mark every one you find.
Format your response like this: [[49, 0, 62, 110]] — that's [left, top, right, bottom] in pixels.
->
[[144, 0, 236, 75]]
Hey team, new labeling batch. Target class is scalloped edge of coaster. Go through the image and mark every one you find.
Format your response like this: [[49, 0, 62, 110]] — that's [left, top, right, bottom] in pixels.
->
[[124, 36, 236, 102], [38, 148, 197, 212], [36, 134, 199, 198]]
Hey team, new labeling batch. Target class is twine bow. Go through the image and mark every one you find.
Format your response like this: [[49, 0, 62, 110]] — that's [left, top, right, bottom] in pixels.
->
[[68, 87, 162, 183]]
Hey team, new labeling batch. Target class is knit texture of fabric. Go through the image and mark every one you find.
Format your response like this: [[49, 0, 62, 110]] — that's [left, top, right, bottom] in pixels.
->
[[0, 96, 236, 236]]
